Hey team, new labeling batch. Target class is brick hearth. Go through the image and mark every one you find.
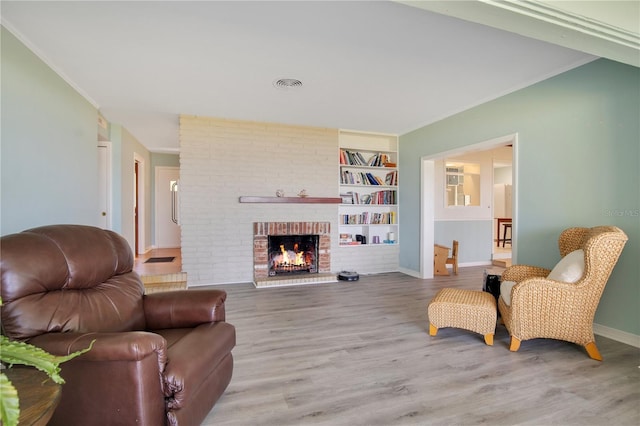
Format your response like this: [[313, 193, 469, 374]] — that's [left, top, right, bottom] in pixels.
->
[[253, 221, 335, 287]]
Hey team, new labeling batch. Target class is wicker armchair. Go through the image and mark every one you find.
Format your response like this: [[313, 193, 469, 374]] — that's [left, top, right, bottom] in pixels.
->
[[498, 226, 628, 360]]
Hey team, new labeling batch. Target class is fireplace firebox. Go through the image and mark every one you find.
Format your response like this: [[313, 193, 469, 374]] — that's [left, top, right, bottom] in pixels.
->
[[253, 222, 331, 286], [268, 234, 319, 276]]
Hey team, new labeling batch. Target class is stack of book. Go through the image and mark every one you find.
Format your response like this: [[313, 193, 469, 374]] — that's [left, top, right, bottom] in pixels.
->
[[340, 211, 397, 225], [339, 233, 361, 245], [339, 190, 397, 205], [340, 150, 396, 168]]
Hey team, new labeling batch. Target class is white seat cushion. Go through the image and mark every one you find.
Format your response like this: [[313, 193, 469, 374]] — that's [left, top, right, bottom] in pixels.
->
[[547, 249, 585, 283], [500, 280, 517, 306]]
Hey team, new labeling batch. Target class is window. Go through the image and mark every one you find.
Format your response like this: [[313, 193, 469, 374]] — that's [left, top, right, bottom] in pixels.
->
[[445, 162, 480, 207]]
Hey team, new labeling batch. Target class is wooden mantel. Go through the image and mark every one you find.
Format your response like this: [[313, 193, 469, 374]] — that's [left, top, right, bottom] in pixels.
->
[[239, 196, 342, 204]]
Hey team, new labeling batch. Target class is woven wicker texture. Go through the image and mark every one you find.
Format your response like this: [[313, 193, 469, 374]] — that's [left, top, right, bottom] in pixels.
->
[[428, 288, 497, 336], [498, 226, 628, 351]]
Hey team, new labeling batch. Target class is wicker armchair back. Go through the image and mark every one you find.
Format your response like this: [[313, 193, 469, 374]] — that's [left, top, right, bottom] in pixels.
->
[[498, 226, 628, 361]]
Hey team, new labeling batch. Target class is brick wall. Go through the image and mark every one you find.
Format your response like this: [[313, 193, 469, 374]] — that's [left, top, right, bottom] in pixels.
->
[[179, 115, 399, 286]]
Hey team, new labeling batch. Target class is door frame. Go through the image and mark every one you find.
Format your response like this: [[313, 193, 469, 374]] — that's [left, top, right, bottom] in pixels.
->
[[97, 141, 112, 229], [419, 133, 518, 279], [134, 153, 146, 255]]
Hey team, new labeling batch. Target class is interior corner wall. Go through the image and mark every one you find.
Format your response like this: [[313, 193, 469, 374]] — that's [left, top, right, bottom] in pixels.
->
[[399, 58, 640, 336], [118, 126, 152, 253], [179, 116, 341, 285], [1, 26, 99, 235]]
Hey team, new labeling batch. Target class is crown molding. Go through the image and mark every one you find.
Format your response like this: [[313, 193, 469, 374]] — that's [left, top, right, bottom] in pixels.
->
[[484, 0, 639, 48], [398, 0, 639, 67], [1, 20, 100, 109]]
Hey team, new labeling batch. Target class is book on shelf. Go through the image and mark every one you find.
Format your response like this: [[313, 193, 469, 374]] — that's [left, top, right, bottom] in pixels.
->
[[340, 149, 369, 166], [385, 170, 398, 186], [364, 153, 392, 167], [341, 170, 396, 187], [339, 233, 354, 244], [340, 210, 396, 225], [341, 150, 396, 169], [341, 190, 396, 205], [340, 192, 354, 204], [365, 173, 377, 185]]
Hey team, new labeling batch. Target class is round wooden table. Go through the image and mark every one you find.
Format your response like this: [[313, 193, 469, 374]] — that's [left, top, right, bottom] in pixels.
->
[[3, 368, 62, 426]]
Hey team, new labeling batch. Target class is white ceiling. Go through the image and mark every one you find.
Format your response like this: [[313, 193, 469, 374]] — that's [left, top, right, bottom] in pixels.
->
[[2, 1, 637, 153]]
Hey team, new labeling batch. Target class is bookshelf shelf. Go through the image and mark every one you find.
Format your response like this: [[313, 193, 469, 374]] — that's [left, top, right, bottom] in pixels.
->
[[239, 196, 342, 204], [338, 130, 399, 248]]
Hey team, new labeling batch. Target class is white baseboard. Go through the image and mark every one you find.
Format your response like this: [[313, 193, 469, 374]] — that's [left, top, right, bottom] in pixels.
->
[[594, 323, 640, 348], [397, 267, 423, 279], [458, 261, 493, 268], [397, 264, 494, 279]]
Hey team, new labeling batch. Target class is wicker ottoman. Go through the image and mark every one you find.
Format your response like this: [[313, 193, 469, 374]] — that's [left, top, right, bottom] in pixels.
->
[[427, 288, 497, 345]]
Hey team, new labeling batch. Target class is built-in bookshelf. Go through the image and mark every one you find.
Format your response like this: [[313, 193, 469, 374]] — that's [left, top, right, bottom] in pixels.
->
[[339, 130, 398, 247]]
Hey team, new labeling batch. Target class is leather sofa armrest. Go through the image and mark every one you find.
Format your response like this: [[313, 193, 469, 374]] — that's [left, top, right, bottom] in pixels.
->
[[144, 289, 227, 329], [29, 331, 169, 426], [28, 331, 167, 364]]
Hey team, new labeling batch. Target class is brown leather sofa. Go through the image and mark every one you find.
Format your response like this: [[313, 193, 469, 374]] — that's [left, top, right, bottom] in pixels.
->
[[1, 224, 235, 426]]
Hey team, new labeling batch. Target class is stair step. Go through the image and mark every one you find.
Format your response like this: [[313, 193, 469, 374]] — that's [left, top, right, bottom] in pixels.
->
[[492, 258, 512, 268], [141, 272, 187, 293]]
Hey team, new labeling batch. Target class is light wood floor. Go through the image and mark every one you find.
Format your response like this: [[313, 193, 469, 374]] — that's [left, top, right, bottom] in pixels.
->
[[133, 248, 182, 276], [200, 267, 639, 425]]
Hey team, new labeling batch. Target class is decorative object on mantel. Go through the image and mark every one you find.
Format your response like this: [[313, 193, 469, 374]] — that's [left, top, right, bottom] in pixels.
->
[[297, 189, 308, 198], [276, 189, 284, 197], [239, 196, 342, 204]]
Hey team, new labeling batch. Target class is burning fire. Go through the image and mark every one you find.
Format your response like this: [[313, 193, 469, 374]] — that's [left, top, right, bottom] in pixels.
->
[[277, 244, 306, 266]]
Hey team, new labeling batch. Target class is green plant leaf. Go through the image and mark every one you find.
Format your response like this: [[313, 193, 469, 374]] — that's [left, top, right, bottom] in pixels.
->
[[0, 371, 20, 426], [0, 335, 94, 384], [0, 297, 94, 425]]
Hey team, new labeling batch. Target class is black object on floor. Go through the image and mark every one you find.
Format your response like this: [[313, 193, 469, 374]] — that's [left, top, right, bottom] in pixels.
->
[[144, 257, 175, 263], [338, 271, 359, 281]]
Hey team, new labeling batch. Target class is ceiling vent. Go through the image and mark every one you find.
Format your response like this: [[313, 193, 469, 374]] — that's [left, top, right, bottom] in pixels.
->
[[273, 78, 303, 90]]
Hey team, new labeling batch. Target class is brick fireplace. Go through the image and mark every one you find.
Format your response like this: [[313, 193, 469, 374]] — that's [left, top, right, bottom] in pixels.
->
[[253, 221, 336, 288]]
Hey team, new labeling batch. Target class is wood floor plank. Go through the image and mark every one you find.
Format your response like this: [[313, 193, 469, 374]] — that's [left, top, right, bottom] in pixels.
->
[[200, 267, 640, 425]]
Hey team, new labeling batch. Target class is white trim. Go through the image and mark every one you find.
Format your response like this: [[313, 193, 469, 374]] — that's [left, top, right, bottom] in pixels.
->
[[97, 141, 113, 229], [420, 160, 435, 279], [594, 323, 640, 348], [397, 0, 634, 67], [398, 267, 423, 279], [456, 261, 493, 268], [420, 134, 518, 279], [1, 19, 100, 109], [134, 153, 146, 256], [511, 134, 519, 263], [484, 0, 640, 48]]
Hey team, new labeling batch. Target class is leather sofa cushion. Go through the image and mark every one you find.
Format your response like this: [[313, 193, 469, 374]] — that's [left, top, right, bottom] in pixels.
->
[[1, 225, 146, 340]]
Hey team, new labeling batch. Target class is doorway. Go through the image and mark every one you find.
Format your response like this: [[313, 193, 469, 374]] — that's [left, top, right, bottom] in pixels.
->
[[420, 134, 517, 279], [492, 148, 513, 265], [134, 153, 146, 256], [155, 166, 181, 248]]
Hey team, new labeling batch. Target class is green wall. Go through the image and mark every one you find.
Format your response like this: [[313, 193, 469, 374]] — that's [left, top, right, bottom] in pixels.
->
[[1, 27, 98, 235], [1, 26, 153, 253], [400, 59, 640, 336]]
